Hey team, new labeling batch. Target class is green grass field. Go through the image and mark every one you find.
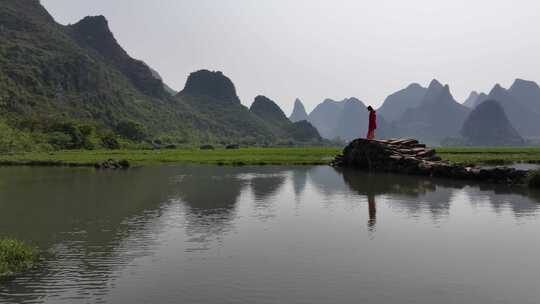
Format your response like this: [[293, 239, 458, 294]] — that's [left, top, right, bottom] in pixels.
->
[[437, 147, 540, 164], [0, 147, 342, 166], [1, 146, 540, 167]]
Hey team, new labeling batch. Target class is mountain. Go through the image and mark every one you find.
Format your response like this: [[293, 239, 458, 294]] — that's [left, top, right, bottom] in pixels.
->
[[463, 91, 489, 109], [486, 84, 540, 137], [177, 71, 281, 143], [68, 16, 166, 99], [378, 83, 427, 122], [463, 91, 479, 108], [286, 120, 322, 142], [461, 100, 524, 146], [460, 79, 540, 137], [308, 99, 345, 139], [250, 95, 290, 126], [0, 0, 314, 148], [475, 93, 489, 108], [180, 70, 241, 104], [289, 98, 309, 122], [332, 98, 369, 141], [508, 78, 540, 114], [397, 80, 470, 143], [250, 95, 321, 142], [307, 97, 394, 142], [420, 79, 444, 105], [149, 67, 177, 96], [0, 0, 192, 137]]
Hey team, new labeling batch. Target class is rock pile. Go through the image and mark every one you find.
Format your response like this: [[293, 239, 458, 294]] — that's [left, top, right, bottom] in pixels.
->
[[94, 159, 130, 170], [331, 138, 528, 185]]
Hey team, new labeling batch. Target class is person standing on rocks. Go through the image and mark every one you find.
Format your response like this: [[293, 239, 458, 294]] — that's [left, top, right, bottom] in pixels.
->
[[366, 106, 377, 140]]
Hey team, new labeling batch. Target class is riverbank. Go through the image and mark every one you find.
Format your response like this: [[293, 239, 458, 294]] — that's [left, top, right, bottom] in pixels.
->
[[0, 147, 341, 166], [437, 147, 540, 165], [1, 147, 540, 167], [0, 239, 39, 278]]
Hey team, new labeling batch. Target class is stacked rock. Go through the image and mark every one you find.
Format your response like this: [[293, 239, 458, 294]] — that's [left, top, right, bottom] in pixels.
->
[[331, 138, 528, 185], [94, 159, 130, 170]]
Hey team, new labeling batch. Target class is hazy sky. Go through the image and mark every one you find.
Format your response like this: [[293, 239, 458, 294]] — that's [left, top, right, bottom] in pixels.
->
[[42, 0, 540, 114]]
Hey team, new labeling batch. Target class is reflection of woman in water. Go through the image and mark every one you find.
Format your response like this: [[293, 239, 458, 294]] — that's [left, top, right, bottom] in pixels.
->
[[367, 193, 376, 232]]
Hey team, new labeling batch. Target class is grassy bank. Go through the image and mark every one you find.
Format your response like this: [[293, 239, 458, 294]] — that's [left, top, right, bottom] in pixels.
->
[[437, 147, 540, 164], [0, 239, 39, 277], [0, 147, 342, 166], [1, 146, 540, 167]]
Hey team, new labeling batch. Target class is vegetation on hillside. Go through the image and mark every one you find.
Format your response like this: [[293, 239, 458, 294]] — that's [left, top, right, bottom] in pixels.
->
[[0, 1, 323, 152]]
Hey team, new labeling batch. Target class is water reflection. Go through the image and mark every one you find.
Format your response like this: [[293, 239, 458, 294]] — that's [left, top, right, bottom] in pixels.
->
[[0, 166, 180, 303], [249, 171, 287, 202], [336, 167, 540, 224], [466, 185, 540, 217], [292, 168, 309, 199], [174, 166, 245, 248], [0, 165, 539, 304]]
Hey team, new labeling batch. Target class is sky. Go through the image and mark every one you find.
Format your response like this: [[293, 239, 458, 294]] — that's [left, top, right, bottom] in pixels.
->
[[41, 0, 540, 114]]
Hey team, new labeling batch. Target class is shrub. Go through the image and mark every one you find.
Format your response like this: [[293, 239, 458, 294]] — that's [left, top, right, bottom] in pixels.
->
[[47, 121, 94, 150], [0, 121, 34, 152], [0, 239, 39, 277], [100, 132, 121, 150], [47, 131, 72, 149], [528, 170, 540, 189]]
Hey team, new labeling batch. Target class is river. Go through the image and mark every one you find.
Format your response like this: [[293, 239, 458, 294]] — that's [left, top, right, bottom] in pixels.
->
[[0, 165, 539, 304]]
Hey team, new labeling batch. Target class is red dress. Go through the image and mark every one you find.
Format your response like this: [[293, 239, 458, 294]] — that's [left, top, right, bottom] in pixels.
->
[[367, 111, 377, 140]]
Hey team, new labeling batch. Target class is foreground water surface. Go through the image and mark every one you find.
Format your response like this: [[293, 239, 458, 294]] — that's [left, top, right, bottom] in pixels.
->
[[0, 165, 539, 304]]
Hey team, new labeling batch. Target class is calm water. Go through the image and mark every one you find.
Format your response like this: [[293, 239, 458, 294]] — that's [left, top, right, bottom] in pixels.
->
[[0, 165, 539, 304]]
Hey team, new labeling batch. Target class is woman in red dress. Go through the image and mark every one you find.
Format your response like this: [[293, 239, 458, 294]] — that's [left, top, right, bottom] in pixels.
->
[[366, 105, 377, 140]]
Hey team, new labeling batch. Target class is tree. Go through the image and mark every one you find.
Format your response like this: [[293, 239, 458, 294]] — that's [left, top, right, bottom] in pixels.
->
[[116, 120, 147, 142]]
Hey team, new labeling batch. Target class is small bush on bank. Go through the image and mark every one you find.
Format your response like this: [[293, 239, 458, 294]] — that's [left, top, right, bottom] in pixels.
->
[[100, 132, 121, 150], [528, 170, 540, 189], [0, 121, 35, 152], [0, 239, 39, 277]]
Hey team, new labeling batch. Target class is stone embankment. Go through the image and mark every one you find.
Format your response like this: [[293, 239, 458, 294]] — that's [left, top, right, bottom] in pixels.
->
[[331, 138, 528, 185]]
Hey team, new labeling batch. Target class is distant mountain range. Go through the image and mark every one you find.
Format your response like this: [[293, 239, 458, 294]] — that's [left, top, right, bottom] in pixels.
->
[[461, 81, 540, 138], [290, 97, 393, 142], [297, 79, 468, 144], [296, 77, 540, 145], [396, 80, 471, 143]]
